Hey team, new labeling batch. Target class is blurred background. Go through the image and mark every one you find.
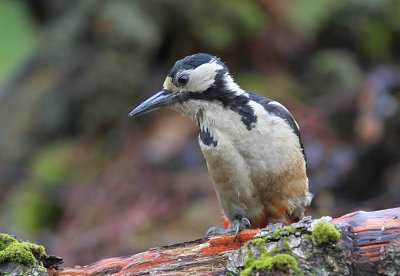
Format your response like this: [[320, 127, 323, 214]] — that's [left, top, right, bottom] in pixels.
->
[[1, 0, 400, 267]]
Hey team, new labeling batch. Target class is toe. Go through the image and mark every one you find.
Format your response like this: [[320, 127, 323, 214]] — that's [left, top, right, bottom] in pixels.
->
[[241, 218, 251, 229], [205, 226, 225, 237]]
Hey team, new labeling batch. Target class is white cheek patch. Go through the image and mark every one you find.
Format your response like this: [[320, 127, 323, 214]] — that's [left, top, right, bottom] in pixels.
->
[[186, 61, 223, 92]]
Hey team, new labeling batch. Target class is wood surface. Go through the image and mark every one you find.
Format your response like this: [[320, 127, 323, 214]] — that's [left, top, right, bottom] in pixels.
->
[[53, 207, 400, 275]]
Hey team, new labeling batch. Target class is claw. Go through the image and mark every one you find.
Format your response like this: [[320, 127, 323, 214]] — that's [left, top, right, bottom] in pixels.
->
[[242, 218, 251, 228], [233, 224, 240, 242], [206, 217, 252, 241]]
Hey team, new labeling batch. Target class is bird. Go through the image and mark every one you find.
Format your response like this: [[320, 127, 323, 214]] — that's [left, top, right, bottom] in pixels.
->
[[129, 53, 312, 237]]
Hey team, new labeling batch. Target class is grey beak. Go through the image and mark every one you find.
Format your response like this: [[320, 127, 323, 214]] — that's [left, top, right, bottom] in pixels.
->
[[129, 90, 176, 117]]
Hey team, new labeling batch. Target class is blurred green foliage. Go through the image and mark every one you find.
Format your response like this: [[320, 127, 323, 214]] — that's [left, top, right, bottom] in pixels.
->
[[194, 0, 268, 49], [31, 141, 78, 183], [310, 50, 362, 96], [238, 74, 300, 101], [0, 1, 37, 82], [10, 184, 58, 234]]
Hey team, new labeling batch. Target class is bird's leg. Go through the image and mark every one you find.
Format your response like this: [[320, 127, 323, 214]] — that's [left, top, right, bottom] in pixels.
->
[[206, 218, 251, 241]]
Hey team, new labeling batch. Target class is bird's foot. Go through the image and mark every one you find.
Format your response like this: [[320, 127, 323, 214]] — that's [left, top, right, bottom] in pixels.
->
[[206, 218, 251, 241]]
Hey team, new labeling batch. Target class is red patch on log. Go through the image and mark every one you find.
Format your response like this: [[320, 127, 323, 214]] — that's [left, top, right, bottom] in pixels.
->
[[202, 230, 258, 256]]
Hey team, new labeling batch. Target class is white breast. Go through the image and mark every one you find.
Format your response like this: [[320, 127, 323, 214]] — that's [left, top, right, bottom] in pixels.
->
[[197, 101, 303, 221]]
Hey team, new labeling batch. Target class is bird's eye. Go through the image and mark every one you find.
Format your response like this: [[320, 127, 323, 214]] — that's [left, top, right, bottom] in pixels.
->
[[177, 75, 189, 86]]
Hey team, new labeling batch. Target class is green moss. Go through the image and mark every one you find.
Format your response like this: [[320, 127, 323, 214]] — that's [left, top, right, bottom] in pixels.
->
[[305, 249, 319, 259], [272, 226, 298, 237], [244, 249, 256, 267], [0, 237, 45, 266], [0, 243, 35, 265], [37, 266, 47, 273], [282, 226, 298, 235], [270, 243, 279, 254], [269, 237, 292, 255], [268, 254, 298, 271], [22, 242, 45, 258], [312, 222, 341, 245], [247, 238, 268, 254], [0, 233, 18, 250], [282, 237, 292, 252], [241, 228, 300, 275], [241, 253, 299, 276]]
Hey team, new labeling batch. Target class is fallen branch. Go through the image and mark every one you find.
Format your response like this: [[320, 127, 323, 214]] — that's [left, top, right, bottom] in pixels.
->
[[54, 207, 400, 275]]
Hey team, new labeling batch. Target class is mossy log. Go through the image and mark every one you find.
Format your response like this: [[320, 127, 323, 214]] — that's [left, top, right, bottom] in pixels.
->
[[55, 207, 400, 275], [0, 233, 62, 276]]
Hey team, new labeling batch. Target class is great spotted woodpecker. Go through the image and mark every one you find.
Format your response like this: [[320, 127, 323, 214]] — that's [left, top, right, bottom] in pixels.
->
[[129, 53, 312, 237]]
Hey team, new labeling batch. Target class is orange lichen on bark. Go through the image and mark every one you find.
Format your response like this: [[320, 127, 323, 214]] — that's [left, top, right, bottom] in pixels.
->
[[202, 229, 258, 256]]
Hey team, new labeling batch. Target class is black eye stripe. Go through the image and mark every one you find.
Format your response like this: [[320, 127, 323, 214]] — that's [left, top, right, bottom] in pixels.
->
[[177, 75, 189, 86]]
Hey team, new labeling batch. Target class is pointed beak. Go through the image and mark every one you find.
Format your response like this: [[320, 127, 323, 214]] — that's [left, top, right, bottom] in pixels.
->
[[129, 90, 177, 117]]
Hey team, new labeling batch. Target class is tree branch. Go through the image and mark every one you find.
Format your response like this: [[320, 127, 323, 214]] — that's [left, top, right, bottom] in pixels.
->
[[54, 207, 400, 275]]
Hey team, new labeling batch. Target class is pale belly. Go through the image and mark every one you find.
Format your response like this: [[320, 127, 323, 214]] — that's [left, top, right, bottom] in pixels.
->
[[199, 125, 308, 226], [201, 135, 262, 222]]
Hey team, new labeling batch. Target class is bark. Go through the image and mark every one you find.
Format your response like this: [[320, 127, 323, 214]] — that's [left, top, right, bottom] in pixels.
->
[[53, 207, 400, 275]]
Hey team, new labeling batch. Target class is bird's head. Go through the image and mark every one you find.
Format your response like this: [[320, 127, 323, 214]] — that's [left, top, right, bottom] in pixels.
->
[[129, 53, 241, 119]]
